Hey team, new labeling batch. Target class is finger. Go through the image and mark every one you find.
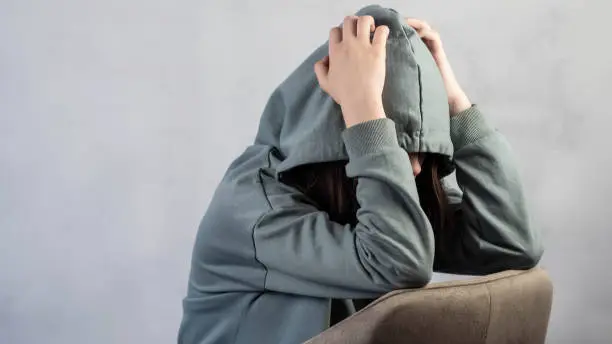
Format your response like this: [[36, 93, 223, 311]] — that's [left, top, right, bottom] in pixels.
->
[[356, 15, 375, 43], [329, 26, 342, 55], [405, 18, 431, 32], [329, 27, 342, 45], [372, 25, 389, 50], [419, 28, 440, 41], [420, 28, 443, 50], [342, 15, 358, 40], [314, 57, 329, 90], [321, 55, 330, 69], [405, 18, 430, 31]]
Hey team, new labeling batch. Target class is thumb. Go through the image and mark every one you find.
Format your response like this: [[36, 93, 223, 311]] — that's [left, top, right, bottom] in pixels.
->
[[314, 56, 329, 91]]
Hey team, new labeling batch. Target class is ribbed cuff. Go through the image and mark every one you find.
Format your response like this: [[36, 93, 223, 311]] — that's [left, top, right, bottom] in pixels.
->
[[341, 118, 399, 159], [450, 105, 495, 151]]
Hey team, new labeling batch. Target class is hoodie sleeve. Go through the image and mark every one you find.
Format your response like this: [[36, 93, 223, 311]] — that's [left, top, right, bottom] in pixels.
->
[[434, 105, 544, 275], [253, 118, 435, 299]]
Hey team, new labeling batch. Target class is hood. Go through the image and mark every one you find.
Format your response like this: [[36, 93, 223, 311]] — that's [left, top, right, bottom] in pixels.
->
[[254, 4, 454, 178]]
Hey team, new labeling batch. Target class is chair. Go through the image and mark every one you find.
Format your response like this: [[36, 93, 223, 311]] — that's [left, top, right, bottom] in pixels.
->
[[305, 268, 553, 344]]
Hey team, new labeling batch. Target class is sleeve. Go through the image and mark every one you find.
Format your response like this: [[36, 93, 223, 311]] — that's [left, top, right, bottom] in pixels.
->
[[434, 105, 544, 275], [253, 118, 436, 299]]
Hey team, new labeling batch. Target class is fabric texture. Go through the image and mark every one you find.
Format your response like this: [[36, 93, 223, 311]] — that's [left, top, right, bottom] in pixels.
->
[[305, 268, 553, 344], [178, 4, 544, 344], [254, 5, 453, 178]]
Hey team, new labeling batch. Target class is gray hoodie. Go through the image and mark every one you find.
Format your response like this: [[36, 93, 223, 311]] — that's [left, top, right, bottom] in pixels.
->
[[178, 4, 543, 344]]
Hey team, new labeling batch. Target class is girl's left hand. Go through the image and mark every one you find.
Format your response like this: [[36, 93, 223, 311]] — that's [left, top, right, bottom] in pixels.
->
[[405, 18, 472, 116]]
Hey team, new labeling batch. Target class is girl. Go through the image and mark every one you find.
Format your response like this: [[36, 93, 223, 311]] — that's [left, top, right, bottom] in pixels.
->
[[178, 5, 543, 344]]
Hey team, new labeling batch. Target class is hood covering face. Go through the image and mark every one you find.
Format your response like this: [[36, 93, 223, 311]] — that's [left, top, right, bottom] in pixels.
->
[[254, 4, 454, 177]]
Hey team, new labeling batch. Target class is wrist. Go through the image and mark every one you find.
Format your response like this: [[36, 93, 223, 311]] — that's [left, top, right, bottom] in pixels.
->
[[341, 99, 386, 128], [448, 92, 471, 116]]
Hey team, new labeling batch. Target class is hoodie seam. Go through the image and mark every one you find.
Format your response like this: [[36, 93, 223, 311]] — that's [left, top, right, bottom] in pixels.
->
[[252, 177, 271, 290], [416, 65, 424, 151], [403, 25, 435, 154], [250, 151, 279, 291], [403, 28, 425, 152], [251, 146, 295, 290]]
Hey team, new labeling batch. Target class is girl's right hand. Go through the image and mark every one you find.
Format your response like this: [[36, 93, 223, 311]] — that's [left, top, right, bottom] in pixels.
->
[[405, 18, 471, 116], [314, 16, 390, 128]]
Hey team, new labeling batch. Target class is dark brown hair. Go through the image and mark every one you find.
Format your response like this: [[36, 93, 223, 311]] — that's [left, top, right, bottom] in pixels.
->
[[280, 154, 451, 242]]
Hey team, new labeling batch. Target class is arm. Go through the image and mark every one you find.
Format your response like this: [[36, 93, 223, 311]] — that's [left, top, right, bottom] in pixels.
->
[[434, 106, 544, 275], [403, 18, 543, 275], [255, 118, 435, 299]]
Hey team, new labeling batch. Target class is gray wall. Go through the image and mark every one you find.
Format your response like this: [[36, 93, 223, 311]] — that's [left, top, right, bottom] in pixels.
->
[[1, 0, 610, 343]]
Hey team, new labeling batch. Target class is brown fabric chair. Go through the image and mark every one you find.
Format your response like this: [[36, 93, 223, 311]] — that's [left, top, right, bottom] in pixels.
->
[[305, 268, 553, 344]]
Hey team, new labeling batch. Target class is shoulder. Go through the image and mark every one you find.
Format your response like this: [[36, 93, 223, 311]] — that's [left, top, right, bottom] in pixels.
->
[[189, 146, 287, 284], [200, 145, 313, 235]]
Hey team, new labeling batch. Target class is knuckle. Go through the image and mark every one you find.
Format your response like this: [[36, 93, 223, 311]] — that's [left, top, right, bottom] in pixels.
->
[[361, 15, 374, 23]]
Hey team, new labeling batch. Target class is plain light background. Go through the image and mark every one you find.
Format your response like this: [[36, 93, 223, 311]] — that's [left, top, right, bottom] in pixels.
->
[[1, 0, 610, 343]]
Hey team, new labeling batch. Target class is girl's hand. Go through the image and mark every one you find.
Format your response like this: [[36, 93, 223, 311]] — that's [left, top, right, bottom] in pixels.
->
[[405, 18, 471, 116], [314, 16, 390, 127]]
